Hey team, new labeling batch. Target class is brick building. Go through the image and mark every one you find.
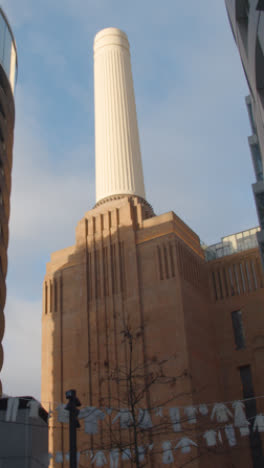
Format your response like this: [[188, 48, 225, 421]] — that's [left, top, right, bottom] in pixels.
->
[[41, 198, 264, 467], [41, 28, 264, 467]]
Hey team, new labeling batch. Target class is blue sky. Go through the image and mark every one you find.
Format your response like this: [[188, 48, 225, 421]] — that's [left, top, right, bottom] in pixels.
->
[[0, 1, 258, 399]]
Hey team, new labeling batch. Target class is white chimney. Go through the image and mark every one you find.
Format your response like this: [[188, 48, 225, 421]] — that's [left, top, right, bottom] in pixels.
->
[[94, 28, 146, 205]]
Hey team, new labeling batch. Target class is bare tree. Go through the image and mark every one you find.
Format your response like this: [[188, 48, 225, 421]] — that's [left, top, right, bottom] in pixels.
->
[[78, 320, 201, 468], [76, 321, 251, 467]]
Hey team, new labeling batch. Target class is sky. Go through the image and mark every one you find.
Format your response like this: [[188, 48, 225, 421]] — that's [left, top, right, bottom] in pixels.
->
[[0, 1, 258, 400]]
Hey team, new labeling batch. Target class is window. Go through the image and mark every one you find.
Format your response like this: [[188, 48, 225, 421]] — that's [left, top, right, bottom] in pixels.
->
[[240, 263, 246, 292], [246, 96, 256, 132], [49, 282, 53, 313], [228, 267, 235, 295], [239, 366, 264, 467], [255, 191, 264, 230], [257, 0, 264, 10], [217, 271, 223, 299], [234, 265, 241, 294], [236, 0, 250, 19], [231, 310, 246, 349], [211, 271, 217, 300], [236, 0, 250, 52], [223, 269, 229, 296], [240, 365, 254, 398], [256, 37, 264, 109], [54, 279, 57, 312], [0, 101, 5, 119], [245, 261, 252, 291], [44, 283, 48, 315], [251, 143, 264, 182], [251, 260, 258, 289]]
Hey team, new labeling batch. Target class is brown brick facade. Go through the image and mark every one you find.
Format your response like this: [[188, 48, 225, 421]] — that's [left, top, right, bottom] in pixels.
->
[[41, 197, 264, 467]]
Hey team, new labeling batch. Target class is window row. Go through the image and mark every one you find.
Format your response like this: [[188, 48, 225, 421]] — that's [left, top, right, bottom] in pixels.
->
[[157, 241, 207, 292], [211, 258, 262, 301], [44, 279, 58, 314], [87, 242, 126, 301]]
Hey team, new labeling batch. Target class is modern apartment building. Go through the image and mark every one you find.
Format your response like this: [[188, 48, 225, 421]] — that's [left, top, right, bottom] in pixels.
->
[[0, 8, 17, 394], [0, 396, 48, 467], [225, 0, 264, 269]]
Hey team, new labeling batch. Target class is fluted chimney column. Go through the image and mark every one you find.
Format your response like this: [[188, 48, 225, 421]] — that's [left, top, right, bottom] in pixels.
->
[[94, 28, 146, 205]]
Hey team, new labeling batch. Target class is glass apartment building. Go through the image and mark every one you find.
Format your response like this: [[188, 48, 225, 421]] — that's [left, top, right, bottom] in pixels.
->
[[0, 8, 17, 393], [225, 0, 264, 269]]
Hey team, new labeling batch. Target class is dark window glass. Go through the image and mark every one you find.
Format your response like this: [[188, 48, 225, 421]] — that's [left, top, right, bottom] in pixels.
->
[[0, 101, 5, 119], [257, 0, 264, 11], [217, 271, 223, 299], [54, 279, 57, 312], [211, 271, 217, 300], [234, 265, 241, 294], [223, 268, 229, 296], [240, 365, 254, 398], [236, 0, 249, 18], [240, 263, 246, 292], [239, 366, 264, 467], [231, 310, 246, 349]]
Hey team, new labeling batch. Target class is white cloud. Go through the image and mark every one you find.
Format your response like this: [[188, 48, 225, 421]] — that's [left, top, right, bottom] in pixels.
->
[[9, 83, 94, 257], [0, 78, 95, 398], [137, 18, 257, 244], [1, 296, 42, 399]]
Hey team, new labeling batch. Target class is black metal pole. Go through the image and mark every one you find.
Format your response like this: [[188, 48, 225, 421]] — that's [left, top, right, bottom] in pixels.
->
[[69, 399, 77, 468], [66, 390, 81, 468]]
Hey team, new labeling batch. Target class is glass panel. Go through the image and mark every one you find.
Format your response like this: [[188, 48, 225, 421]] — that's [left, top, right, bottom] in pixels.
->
[[223, 269, 229, 296], [9, 42, 16, 92], [228, 267, 235, 295], [0, 12, 17, 93], [234, 265, 241, 294], [2, 26, 11, 79], [217, 271, 223, 299], [251, 260, 258, 289], [231, 310, 246, 349], [240, 263, 246, 292], [211, 272, 217, 300], [239, 366, 264, 467], [245, 0, 250, 15], [257, 0, 264, 10], [247, 99, 256, 132], [251, 143, 263, 182], [245, 261, 252, 291], [0, 15, 5, 65]]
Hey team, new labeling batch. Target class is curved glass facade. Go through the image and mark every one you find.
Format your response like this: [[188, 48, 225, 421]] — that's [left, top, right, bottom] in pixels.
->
[[0, 9, 17, 93]]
